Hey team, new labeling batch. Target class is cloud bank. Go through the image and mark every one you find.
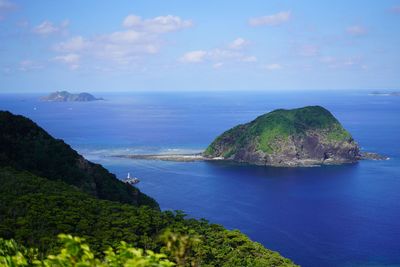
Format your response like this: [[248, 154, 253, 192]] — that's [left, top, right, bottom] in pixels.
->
[[52, 14, 192, 68]]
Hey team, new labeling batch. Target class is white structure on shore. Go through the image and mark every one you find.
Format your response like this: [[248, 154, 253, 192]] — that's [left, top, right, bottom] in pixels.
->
[[124, 172, 140, 185]]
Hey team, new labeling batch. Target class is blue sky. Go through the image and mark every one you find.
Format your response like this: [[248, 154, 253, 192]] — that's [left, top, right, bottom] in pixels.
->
[[0, 0, 399, 92]]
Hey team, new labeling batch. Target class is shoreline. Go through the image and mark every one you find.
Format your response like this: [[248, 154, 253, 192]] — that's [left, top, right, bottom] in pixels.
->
[[114, 153, 222, 162], [113, 151, 389, 165]]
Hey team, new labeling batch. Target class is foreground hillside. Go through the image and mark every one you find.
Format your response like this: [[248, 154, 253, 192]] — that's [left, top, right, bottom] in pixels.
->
[[205, 106, 360, 167], [0, 111, 157, 208], [0, 168, 297, 266]]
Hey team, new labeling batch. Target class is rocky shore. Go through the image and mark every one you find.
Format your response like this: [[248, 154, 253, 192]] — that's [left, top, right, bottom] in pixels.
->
[[360, 152, 389, 161]]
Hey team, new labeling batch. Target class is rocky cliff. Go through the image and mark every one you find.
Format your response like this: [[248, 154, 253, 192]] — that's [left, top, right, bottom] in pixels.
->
[[204, 106, 360, 167]]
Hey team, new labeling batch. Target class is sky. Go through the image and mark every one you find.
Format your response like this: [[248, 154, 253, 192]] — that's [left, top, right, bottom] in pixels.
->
[[0, 0, 399, 92]]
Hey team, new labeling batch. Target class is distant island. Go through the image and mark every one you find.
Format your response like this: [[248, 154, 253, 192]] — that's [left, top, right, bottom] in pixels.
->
[[41, 91, 104, 102], [204, 106, 361, 167], [369, 91, 400, 96]]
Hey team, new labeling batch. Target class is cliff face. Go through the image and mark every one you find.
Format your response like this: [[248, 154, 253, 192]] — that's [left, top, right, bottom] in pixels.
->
[[204, 106, 360, 167], [0, 111, 158, 208]]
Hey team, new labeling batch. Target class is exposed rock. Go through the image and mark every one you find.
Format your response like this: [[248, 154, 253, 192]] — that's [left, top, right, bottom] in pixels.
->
[[361, 152, 389, 161]]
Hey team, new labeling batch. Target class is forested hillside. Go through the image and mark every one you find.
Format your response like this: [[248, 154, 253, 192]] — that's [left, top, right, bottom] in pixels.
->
[[0, 167, 297, 266], [0, 110, 157, 208]]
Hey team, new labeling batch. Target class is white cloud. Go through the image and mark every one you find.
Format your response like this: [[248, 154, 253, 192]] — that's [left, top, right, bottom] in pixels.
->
[[229, 38, 248, 50], [264, 63, 282, 70], [33, 20, 69, 35], [93, 30, 160, 63], [107, 30, 146, 43], [123, 15, 142, 27], [53, 14, 191, 66], [180, 48, 247, 64], [179, 37, 256, 66], [53, 53, 80, 69], [179, 50, 207, 63], [58, 32, 160, 64], [34, 21, 57, 34], [346, 25, 367, 36], [122, 14, 192, 33], [249, 11, 291, 27], [53, 53, 80, 64], [54, 36, 90, 52]]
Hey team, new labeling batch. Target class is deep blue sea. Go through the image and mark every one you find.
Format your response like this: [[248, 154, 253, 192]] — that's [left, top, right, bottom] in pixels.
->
[[1, 91, 399, 267]]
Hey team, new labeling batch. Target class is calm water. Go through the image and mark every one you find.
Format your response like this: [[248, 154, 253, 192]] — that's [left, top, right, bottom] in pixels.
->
[[1, 91, 399, 267]]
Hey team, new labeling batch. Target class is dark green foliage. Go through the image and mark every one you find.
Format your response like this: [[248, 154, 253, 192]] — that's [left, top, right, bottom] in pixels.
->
[[0, 110, 157, 208], [0, 168, 297, 266]]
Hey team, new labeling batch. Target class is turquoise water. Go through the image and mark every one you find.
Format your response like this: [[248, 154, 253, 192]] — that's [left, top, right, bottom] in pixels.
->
[[1, 91, 399, 267]]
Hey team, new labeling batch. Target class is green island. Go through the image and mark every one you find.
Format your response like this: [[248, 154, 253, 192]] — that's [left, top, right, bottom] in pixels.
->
[[0, 111, 297, 267], [204, 106, 360, 167]]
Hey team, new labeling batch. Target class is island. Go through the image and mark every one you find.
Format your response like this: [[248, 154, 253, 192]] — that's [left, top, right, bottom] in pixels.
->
[[41, 91, 103, 102], [369, 91, 400, 96], [203, 106, 361, 167]]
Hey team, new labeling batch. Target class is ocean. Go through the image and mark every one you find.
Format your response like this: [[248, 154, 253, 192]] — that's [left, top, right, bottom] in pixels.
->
[[1, 91, 399, 267]]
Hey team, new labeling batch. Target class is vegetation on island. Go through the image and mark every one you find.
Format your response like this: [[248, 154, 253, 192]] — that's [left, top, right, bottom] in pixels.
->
[[204, 106, 358, 166], [206, 106, 351, 155], [0, 110, 297, 266]]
